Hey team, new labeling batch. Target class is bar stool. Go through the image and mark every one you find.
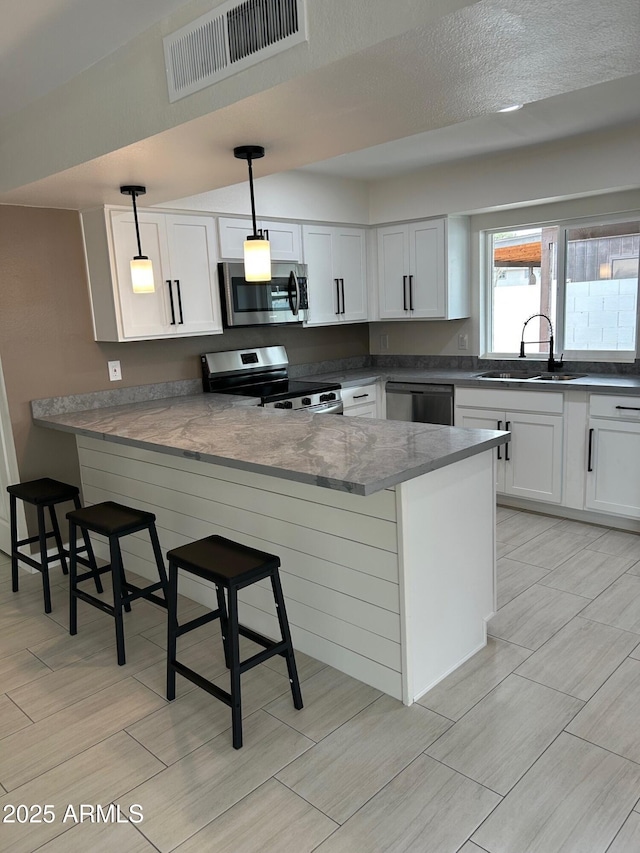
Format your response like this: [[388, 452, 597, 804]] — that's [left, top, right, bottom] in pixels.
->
[[7, 478, 103, 614], [66, 501, 169, 665], [166, 535, 303, 749]]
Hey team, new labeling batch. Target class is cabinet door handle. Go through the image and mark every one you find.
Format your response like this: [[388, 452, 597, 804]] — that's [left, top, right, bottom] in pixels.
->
[[335, 279, 341, 315], [264, 228, 269, 241], [587, 427, 594, 472], [175, 280, 184, 324], [353, 394, 369, 399], [615, 406, 640, 411], [497, 420, 502, 460], [409, 274, 414, 311], [505, 421, 510, 461], [341, 279, 345, 314], [403, 275, 408, 311], [167, 280, 176, 325]]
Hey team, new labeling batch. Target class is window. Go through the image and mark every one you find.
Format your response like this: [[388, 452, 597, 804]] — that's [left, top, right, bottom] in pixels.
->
[[486, 218, 640, 360]]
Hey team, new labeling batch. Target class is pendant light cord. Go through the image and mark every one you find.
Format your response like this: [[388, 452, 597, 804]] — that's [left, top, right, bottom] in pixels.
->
[[246, 155, 259, 238], [131, 191, 144, 258]]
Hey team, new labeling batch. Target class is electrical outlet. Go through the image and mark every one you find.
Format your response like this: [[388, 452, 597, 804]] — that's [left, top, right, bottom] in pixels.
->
[[108, 360, 122, 381], [458, 333, 468, 351], [380, 334, 389, 351]]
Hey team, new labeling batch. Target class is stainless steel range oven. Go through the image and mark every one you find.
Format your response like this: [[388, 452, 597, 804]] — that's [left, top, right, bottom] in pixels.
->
[[201, 346, 343, 414], [219, 262, 309, 327]]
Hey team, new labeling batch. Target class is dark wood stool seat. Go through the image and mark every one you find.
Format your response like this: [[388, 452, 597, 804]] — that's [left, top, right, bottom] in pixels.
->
[[166, 534, 303, 749], [66, 501, 169, 665], [7, 477, 103, 614]]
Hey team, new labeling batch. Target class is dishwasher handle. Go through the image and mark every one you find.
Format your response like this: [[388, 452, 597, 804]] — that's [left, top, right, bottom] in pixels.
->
[[385, 382, 454, 394]]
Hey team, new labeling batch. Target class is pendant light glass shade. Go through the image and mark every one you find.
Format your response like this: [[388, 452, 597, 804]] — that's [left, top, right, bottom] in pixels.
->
[[130, 257, 155, 293], [243, 237, 271, 281], [120, 185, 155, 293], [234, 145, 271, 283]]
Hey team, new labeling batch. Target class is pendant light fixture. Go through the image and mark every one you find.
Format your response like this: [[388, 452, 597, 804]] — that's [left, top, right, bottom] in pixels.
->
[[120, 185, 155, 293], [234, 145, 271, 282]]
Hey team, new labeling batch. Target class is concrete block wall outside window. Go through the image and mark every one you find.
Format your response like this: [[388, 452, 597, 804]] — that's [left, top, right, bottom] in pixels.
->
[[566, 279, 637, 350]]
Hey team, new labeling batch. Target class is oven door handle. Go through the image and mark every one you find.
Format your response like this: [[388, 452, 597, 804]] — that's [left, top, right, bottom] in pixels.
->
[[307, 400, 344, 415], [288, 270, 300, 316]]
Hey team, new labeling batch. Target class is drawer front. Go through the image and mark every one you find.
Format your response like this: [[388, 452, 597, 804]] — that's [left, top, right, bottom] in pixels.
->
[[589, 394, 640, 419], [342, 384, 378, 408], [455, 386, 563, 414]]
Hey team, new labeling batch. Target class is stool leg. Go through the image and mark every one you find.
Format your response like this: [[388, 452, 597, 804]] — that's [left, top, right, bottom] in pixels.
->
[[72, 495, 103, 594], [148, 523, 169, 606], [110, 537, 127, 666], [48, 504, 68, 575], [216, 585, 230, 669], [271, 570, 303, 710], [227, 586, 243, 749], [166, 561, 178, 701], [38, 505, 52, 614], [69, 521, 78, 636], [10, 493, 18, 593]]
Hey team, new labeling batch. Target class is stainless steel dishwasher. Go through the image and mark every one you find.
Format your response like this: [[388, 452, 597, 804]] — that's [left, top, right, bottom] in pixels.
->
[[385, 382, 454, 425]]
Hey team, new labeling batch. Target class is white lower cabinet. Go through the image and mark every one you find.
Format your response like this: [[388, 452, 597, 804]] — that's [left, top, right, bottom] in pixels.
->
[[83, 207, 223, 341], [342, 383, 379, 418], [585, 395, 640, 518], [455, 388, 564, 503]]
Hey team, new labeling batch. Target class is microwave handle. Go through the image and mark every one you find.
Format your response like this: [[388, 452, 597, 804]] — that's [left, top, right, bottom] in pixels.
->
[[288, 270, 300, 316]]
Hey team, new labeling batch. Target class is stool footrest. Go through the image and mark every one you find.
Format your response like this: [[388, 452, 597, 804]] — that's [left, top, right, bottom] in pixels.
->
[[74, 589, 115, 617], [239, 624, 281, 650], [123, 581, 164, 605], [171, 660, 232, 707], [16, 532, 55, 548], [239, 641, 288, 674], [176, 609, 222, 637], [13, 552, 49, 572], [76, 564, 112, 584]]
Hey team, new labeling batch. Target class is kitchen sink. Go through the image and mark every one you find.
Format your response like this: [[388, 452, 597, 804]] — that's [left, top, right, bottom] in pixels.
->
[[477, 371, 586, 382], [476, 371, 535, 380], [529, 373, 586, 381]]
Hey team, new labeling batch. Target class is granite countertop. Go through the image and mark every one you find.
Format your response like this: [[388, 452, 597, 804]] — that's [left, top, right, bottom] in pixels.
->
[[33, 394, 507, 496], [297, 367, 640, 393]]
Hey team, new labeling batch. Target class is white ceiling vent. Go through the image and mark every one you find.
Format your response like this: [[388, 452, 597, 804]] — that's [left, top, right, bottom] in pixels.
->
[[164, 0, 307, 102]]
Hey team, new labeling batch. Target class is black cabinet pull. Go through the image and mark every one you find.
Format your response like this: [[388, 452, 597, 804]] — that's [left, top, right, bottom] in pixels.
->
[[587, 427, 594, 472], [505, 421, 510, 461], [167, 280, 176, 325], [403, 275, 408, 311], [497, 420, 502, 460], [341, 279, 345, 314], [335, 279, 341, 315], [264, 228, 269, 241], [175, 280, 184, 324], [353, 394, 369, 399], [409, 274, 414, 310], [615, 406, 640, 411]]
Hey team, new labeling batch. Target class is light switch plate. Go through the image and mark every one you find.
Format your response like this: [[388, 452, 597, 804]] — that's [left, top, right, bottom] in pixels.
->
[[458, 333, 468, 351], [108, 360, 122, 381]]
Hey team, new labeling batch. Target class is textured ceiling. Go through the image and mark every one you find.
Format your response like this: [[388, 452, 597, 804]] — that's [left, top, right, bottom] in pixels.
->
[[0, 0, 195, 119], [1, 0, 639, 208]]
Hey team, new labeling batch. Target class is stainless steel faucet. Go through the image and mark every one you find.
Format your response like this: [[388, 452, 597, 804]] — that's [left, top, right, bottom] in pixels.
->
[[519, 313, 563, 372]]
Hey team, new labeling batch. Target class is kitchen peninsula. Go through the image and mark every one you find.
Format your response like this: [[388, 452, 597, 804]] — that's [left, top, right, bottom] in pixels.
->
[[34, 394, 508, 704]]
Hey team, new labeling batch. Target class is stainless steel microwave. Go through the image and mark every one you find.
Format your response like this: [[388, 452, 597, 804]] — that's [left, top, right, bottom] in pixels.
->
[[219, 262, 309, 327]]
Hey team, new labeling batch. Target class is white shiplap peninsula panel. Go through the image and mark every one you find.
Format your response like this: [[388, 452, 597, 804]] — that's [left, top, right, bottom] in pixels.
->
[[77, 436, 403, 698]]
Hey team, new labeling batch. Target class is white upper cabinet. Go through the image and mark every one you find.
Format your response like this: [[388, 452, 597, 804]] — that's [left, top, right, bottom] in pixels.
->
[[217, 217, 302, 262], [376, 217, 470, 320], [302, 225, 367, 325], [83, 207, 223, 342]]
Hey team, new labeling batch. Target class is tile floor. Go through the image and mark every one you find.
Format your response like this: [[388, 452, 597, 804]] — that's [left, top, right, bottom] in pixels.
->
[[2, 508, 640, 851]]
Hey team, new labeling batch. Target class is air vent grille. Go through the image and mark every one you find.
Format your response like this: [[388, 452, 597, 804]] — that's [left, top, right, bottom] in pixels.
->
[[164, 0, 306, 102], [228, 0, 298, 63]]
